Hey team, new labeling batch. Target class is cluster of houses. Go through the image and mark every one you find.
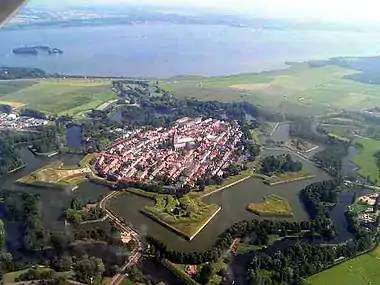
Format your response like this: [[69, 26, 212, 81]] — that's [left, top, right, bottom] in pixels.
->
[[0, 112, 48, 130], [94, 117, 243, 187], [355, 193, 380, 225]]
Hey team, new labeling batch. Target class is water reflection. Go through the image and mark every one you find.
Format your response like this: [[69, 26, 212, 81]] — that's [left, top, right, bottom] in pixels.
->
[[66, 125, 84, 148]]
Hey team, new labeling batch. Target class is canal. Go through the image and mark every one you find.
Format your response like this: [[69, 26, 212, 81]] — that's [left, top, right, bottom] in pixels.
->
[[0, 146, 110, 231], [110, 148, 332, 252]]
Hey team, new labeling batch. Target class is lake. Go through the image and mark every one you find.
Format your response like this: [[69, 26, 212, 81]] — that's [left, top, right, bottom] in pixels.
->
[[1, 24, 380, 77]]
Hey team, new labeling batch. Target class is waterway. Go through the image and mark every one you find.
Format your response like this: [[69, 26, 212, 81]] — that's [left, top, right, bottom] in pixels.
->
[[0, 146, 110, 231], [2, 25, 380, 77]]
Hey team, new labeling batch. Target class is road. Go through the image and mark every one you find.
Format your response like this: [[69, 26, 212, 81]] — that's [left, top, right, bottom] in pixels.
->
[[99, 191, 143, 285]]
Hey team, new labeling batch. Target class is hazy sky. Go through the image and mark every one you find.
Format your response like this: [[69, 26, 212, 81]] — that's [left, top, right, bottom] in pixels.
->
[[30, 0, 380, 24]]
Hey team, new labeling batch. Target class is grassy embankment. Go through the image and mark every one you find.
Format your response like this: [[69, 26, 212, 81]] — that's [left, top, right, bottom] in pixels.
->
[[16, 153, 96, 189], [308, 245, 380, 285], [142, 194, 221, 240], [0, 79, 117, 116], [160, 63, 380, 116], [353, 137, 380, 185], [246, 194, 294, 217], [262, 169, 315, 185]]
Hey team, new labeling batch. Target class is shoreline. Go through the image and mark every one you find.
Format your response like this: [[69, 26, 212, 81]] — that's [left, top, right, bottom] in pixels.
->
[[265, 175, 316, 186], [7, 164, 26, 174], [199, 176, 253, 198]]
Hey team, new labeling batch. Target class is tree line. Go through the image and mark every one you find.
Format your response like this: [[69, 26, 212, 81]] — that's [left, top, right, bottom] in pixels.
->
[[0, 67, 47, 80], [261, 154, 302, 176]]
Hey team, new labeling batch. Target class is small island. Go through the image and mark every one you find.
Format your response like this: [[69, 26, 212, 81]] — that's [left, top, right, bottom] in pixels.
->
[[247, 194, 294, 217], [12, 46, 63, 55], [259, 154, 314, 185]]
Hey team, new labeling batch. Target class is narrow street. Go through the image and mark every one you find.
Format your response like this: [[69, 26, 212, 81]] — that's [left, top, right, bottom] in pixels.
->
[[99, 191, 143, 285]]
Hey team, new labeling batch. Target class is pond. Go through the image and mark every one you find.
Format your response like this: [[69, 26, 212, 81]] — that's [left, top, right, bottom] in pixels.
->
[[66, 124, 84, 148]]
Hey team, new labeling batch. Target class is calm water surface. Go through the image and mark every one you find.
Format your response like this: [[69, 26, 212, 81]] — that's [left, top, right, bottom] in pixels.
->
[[0, 146, 110, 231], [1, 25, 380, 77]]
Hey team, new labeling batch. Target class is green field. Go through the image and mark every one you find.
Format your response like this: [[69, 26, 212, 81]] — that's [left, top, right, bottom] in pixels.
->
[[353, 137, 380, 184], [246, 194, 294, 217], [0, 79, 117, 115], [308, 246, 380, 285], [320, 124, 357, 140], [161, 63, 380, 116], [142, 194, 220, 240]]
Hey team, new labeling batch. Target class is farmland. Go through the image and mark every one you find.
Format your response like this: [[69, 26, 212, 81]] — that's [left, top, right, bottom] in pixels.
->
[[308, 246, 380, 285], [161, 63, 380, 116], [0, 79, 116, 115], [353, 137, 380, 184]]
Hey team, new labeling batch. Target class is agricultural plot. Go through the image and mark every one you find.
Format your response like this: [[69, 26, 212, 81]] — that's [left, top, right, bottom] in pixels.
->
[[308, 246, 380, 285], [246, 194, 294, 217], [353, 138, 380, 184], [162, 63, 380, 116], [0, 79, 116, 115]]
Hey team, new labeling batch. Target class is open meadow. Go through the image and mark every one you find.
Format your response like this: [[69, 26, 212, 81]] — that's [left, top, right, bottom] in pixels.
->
[[0, 79, 117, 115], [308, 246, 380, 285], [353, 137, 380, 184], [161, 63, 380, 116]]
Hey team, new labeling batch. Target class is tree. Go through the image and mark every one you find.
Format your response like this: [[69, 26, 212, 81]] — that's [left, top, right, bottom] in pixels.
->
[[196, 263, 213, 284], [74, 255, 105, 285]]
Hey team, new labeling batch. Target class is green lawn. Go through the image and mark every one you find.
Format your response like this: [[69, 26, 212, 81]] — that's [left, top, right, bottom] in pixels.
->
[[308, 246, 380, 285], [353, 137, 380, 184], [247, 194, 294, 217], [0, 79, 117, 115], [161, 63, 380, 116]]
